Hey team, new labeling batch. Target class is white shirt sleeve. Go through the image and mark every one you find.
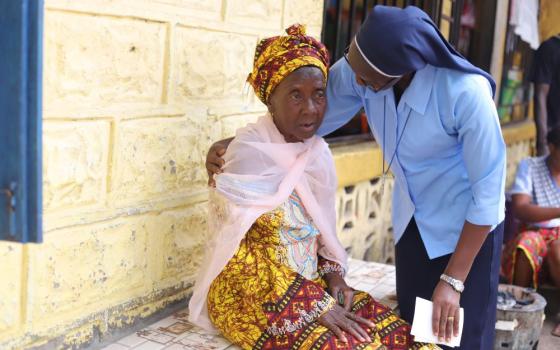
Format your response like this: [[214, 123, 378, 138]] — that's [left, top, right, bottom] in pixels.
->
[[509, 158, 532, 196]]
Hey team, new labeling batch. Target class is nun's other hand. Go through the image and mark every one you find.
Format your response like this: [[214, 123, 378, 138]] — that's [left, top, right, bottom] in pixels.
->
[[431, 280, 460, 343], [318, 303, 375, 344], [206, 137, 233, 186]]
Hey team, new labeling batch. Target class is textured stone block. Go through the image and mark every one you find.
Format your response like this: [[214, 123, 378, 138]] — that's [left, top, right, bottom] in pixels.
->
[[112, 116, 221, 205], [30, 218, 148, 322], [283, 0, 324, 28], [44, 11, 166, 109], [46, 0, 224, 27], [171, 27, 255, 102], [152, 0, 221, 12], [43, 121, 110, 212], [226, 0, 282, 28], [0, 243, 21, 334], [146, 204, 208, 283]]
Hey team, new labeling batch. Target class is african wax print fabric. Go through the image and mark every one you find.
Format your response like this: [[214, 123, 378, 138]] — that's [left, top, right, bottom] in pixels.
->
[[207, 192, 440, 350], [501, 224, 560, 288]]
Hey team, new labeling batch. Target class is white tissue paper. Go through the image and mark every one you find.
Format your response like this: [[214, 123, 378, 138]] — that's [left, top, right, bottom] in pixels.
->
[[410, 297, 464, 348]]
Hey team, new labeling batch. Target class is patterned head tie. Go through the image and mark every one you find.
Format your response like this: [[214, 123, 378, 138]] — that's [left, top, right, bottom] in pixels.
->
[[247, 24, 330, 105]]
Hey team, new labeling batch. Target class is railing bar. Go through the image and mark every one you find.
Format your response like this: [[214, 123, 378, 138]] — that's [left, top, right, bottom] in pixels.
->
[[334, 0, 345, 60], [363, 0, 371, 21], [348, 0, 358, 43]]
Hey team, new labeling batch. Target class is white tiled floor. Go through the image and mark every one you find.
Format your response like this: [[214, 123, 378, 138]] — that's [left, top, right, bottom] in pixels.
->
[[102, 259, 397, 350]]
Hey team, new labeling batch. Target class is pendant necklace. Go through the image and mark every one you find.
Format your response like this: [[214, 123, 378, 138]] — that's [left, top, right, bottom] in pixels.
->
[[380, 95, 412, 196]]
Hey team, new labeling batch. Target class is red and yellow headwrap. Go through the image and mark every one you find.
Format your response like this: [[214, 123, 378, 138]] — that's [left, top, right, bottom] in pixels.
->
[[247, 24, 330, 104]]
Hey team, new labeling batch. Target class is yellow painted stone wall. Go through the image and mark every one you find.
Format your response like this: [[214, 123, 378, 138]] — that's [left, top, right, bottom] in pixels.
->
[[0, 1, 324, 348], [539, 0, 560, 42]]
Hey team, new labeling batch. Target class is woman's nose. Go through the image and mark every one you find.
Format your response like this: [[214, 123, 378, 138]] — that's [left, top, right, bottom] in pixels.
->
[[303, 97, 317, 114]]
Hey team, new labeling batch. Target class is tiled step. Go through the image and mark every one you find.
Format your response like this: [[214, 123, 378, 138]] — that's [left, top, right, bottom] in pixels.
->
[[102, 259, 397, 350]]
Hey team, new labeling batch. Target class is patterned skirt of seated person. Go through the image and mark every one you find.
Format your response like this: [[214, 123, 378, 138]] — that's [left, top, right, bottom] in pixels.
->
[[207, 192, 440, 350]]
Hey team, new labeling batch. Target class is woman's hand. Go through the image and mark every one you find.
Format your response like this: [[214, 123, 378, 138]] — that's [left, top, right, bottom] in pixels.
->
[[206, 138, 233, 186], [318, 303, 375, 343], [431, 280, 461, 343], [323, 273, 355, 311]]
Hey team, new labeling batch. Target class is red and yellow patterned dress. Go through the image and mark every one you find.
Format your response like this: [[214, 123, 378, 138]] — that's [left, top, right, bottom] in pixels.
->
[[207, 192, 438, 350]]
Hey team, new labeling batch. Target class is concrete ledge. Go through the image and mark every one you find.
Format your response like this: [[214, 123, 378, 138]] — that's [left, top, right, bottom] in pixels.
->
[[331, 141, 382, 188], [502, 120, 536, 146], [331, 120, 536, 188]]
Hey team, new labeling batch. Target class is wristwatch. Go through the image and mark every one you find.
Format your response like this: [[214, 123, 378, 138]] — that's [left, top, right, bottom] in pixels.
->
[[440, 274, 465, 293]]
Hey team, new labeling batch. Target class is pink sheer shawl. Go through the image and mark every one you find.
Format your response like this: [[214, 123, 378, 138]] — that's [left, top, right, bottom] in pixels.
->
[[188, 114, 348, 332]]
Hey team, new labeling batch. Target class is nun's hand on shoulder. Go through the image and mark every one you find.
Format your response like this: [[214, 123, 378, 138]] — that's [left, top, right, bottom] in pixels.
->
[[431, 280, 461, 344], [206, 137, 233, 186]]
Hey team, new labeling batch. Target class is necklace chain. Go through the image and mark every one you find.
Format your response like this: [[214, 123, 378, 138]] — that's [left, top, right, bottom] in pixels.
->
[[381, 96, 412, 183]]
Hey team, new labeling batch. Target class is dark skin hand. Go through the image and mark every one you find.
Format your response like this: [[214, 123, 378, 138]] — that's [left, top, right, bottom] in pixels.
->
[[206, 138, 231, 186], [320, 272, 375, 343], [512, 193, 560, 222], [431, 221, 490, 342], [323, 272, 356, 312], [534, 83, 550, 156], [318, 303, 375, 344]]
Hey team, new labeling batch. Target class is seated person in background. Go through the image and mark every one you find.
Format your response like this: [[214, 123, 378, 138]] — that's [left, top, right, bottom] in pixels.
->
[[188, 24, 439, 350], [501, 126, 560, 336], [532, 34, 560, 156]]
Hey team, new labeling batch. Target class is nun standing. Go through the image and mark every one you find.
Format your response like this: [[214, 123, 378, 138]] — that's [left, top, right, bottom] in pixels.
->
[[206, 6, 505, 350], [320, 6, 505, 350]]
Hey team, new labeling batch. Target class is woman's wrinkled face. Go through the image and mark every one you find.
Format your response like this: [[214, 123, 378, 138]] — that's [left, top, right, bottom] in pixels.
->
[[267, 66, 326, 143]]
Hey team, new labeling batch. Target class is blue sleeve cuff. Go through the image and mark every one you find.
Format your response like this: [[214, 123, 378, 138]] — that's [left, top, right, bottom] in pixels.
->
[[465, 201, 505, 226]]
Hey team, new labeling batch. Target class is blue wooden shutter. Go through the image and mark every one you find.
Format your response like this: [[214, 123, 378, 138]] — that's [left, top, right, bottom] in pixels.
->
[[0, 1, 43, 242]]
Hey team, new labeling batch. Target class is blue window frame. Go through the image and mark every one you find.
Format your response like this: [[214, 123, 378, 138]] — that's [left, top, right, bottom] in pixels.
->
[[0, 1, 43, 242]]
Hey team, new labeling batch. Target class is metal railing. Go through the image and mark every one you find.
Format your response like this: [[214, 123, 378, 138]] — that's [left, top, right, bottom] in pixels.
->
[[322, 0, 463, 64]]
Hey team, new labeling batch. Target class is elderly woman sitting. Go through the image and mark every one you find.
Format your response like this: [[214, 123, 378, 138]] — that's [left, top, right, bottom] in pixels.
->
[[188, 25, 439, 350], [501, 126, 560, 336]]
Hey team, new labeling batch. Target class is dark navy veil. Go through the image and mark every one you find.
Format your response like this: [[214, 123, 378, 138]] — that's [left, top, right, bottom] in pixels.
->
[[356, 5, 496, 95]]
